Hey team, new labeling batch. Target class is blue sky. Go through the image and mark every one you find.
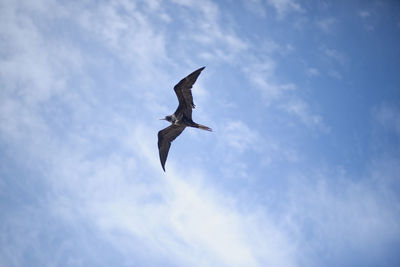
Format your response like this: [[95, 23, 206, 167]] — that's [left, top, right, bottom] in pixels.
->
[[1, 0, 400, 266]]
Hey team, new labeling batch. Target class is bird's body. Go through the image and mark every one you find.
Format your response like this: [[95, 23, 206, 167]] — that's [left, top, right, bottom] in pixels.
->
[[158, 67, 212, 171]]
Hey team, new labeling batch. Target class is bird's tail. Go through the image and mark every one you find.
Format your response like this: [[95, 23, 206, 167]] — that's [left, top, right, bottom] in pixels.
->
[[196, 123, 212, 132]]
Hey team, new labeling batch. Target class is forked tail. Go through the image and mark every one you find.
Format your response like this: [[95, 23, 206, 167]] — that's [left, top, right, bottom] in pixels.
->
[[196, 123, 212, 132]]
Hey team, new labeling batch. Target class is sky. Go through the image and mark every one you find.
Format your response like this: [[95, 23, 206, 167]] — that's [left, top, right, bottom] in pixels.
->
[[1, 0, 400, 266]]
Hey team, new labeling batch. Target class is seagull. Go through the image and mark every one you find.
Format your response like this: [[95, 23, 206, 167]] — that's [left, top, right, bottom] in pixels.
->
[[158, 66, 212, 171]]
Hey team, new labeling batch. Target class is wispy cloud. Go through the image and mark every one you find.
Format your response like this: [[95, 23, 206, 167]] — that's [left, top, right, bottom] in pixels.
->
[[171, 0, 248, 64], [221, 121, 261, 153], [3, 116, 299, 267], [319, 47, 348, 80], [307, 67, 320, 77], [322, 47, 348, 66], [358, 10, 371, 18], [266, 0, 304, 17], [242, 0, 267, 17], [285, 166, 400, 265], [316, 17, 337, 33], [357, 8, 377, 31], [242, 60, 296, 102], [241, 0, 304, 18], [0, 2, 80, 106], [373, 104, 400, 136], [280, 99, 329, 131], [327, 69, 342, 80], [75, 0, 169, 77]]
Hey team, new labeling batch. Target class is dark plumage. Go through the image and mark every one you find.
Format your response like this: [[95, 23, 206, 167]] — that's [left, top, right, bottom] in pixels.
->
[[158, 67, 212, 171]]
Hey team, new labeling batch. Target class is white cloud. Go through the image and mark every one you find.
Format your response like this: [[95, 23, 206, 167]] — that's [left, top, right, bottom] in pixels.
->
[[323, 47, 347, 66], [221, 121, 261, 153], [266, 0, 304, 17], [358, 10, 370, 18], [20, 121, 297, 267], [75, 0, 168, 75], [319, 47, 348, 80], [280, 99, 329, 131], [285, 165, 400, 263], [0, 1, 79, 107], [243, 60, 296, 102], [307, 67, 320, 77], [373, 104, 400, 136], [357, 9, 376, 31], [241, 55, 327, 133], [316, 17, 337, 33], [328, 69, 342, 80], [172, 0, 248, 64], [242, 0, 304, 18], [242, 0, 267, 17]]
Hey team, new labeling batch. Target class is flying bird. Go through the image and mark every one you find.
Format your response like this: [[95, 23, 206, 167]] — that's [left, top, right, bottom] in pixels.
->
[[158, 66, 212, 171]]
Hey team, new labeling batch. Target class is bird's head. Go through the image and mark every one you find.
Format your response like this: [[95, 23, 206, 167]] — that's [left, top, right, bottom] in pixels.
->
[[159, 115, 173, 122]]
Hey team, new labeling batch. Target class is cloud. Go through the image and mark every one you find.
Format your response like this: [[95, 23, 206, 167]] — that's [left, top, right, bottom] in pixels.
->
[[2, 116, 298, 267], [221, 121, 261, 153], [242, 60, 296, 102], [240, 53, 327, 133], [328, 69, 342, 80], [358, 10, 371, 18], [280, 99, 329, 131], [81, 123, 301, 266], [266, 0, 304, 17], [0, 1, 79, 107], [171, 0, 248, 64], [373, 104, 400, 136], [357, 8, 376, 31], [319, 47, 348, 80], [307, 68, 320, 77], [322, 47, 347, 66], [316, 17, 337, 33], [242, 0, 267, 17], [75, 0, 168, 75], [285, 162, 400, 265], [241, 0, 304, 18], [90, 172, 262, 266]]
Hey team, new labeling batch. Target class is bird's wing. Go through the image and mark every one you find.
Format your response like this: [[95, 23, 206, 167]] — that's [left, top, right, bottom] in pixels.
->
[[157, 124, 186, 171], [173, 66, 205, 119]]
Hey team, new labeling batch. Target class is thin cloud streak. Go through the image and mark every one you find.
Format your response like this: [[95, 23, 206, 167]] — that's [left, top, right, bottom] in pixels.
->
[[266, 0, 304, 17], [280, 99, 329, 131]]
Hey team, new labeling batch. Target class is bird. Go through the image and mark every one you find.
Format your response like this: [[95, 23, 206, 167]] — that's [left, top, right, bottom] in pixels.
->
[[158, 66, 212, 171]]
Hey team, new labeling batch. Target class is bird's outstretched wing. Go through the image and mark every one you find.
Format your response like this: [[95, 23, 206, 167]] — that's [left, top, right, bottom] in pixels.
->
[[174, 66, 205, 119], [157, 124, 186, 171]]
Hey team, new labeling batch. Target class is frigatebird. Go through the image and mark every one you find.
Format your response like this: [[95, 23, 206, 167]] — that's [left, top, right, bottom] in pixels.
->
[[158, 66, 212, 171]]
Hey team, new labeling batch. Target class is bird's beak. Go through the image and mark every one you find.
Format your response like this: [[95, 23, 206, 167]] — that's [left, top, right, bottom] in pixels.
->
[[159, 118, 166, 120]]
